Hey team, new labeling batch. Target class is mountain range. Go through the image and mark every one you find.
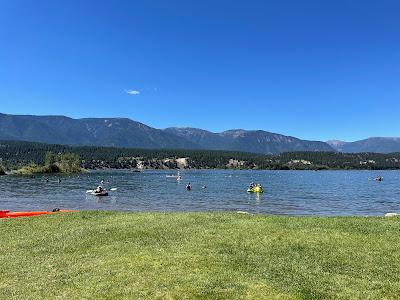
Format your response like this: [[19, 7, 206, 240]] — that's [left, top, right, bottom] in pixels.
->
[[0, 113, 399, 154], [326, 138, 400, 153], [164, 127, 333, 154]]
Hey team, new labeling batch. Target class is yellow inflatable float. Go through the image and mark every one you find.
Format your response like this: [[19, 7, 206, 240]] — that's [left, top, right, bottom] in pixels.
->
[[247, 184, 264, 193]]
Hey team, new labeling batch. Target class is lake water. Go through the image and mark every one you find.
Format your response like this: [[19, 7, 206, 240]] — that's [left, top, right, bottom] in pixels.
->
[[1, 170, 400, 216]]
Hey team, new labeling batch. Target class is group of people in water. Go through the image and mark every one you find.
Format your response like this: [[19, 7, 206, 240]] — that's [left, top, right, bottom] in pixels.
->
[[41, 172, 306, 196], [45, 172, 386, 198], [248, 182, 264, 193]]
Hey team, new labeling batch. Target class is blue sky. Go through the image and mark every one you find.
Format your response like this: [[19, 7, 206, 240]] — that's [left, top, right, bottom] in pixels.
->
[[1, 0, 399, 142]]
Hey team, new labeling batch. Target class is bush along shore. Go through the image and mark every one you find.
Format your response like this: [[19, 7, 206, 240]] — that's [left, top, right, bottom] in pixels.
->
[[1, 211, 400, 299], [12, 151, 84, 175], [1, 140, 400, 171]]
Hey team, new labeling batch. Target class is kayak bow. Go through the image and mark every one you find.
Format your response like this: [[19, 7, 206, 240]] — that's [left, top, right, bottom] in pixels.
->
[[0, 209, 77, 218]]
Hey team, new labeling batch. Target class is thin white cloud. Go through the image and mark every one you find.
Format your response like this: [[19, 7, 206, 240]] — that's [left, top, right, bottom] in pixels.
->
[[126, 89, 140, 95]]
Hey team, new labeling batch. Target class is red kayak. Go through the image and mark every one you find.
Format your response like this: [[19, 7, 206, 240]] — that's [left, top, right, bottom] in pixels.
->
[[0, 209, 77, 218]]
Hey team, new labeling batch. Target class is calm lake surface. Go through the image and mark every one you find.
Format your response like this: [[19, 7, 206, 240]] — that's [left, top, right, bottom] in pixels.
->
[[1, 170, 400, 216]]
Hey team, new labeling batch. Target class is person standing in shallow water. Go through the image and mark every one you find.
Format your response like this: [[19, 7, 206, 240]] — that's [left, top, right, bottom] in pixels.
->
[[186, 182, 192, 190]]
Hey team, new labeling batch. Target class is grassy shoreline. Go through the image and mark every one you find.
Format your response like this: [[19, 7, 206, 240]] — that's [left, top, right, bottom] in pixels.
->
[[1, 211, 400, 299]]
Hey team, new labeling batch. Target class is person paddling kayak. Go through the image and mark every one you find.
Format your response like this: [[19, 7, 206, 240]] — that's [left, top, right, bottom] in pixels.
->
[[91, 186, 109, 196], [95, 186, 104, 193]]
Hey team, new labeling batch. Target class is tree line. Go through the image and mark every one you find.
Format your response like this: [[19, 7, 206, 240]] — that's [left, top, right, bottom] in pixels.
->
[[1, 140, 400, 170]]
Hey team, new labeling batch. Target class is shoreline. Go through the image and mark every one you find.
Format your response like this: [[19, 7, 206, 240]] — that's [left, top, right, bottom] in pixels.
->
[[3, 168, 399, 174], [0, 209, 396, 218]]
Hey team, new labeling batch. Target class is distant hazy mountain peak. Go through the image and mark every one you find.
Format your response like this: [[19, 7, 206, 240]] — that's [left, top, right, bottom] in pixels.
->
[[327, 137, 400, 153], [326, 140, 347, 152], [368, 137, 400, 141], [326, 140, 347, 146]]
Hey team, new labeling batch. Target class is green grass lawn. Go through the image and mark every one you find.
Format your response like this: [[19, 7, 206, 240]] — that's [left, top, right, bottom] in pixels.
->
[[1, 212, 400, 299]]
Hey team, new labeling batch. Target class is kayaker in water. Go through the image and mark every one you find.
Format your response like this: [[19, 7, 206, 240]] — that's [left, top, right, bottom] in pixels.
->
[[95, 186, 104, 193], [186, 183, 192, 190]]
